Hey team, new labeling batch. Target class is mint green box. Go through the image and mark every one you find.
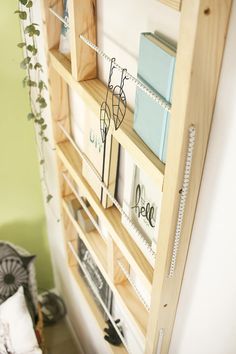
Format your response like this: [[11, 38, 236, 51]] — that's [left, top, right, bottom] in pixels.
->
[[133, 32, 176, 163]]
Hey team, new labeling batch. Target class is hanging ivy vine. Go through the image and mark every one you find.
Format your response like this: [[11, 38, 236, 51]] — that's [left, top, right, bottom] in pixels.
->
[[15, 0, 53, 204]]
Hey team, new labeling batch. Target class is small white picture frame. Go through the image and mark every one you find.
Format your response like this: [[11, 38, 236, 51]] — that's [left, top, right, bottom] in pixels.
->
[[122, 151, 162, 254]]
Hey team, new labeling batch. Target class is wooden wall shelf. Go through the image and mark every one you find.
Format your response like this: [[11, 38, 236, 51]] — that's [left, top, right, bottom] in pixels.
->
[[40, 0, 232, 353]]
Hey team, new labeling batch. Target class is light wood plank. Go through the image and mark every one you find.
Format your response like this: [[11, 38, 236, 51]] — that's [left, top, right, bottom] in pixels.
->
[[116, 280, 148, 336], [56, 140, 153, 292], [41, 2, 70, 143], [146, 1, 232, 353], [101, 133, 119, 208], [108, 239, 129, 285], [49, 49, 165, 189], [62, 211, 78, 267], [159, 0, 181, 11], [68, 0, 97, 81], [58, 163, 73, 198], [41, 0, 63, 51]]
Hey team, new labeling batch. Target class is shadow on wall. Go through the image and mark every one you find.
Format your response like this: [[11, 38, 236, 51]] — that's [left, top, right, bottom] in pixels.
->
[[0, 218, 54, 291]]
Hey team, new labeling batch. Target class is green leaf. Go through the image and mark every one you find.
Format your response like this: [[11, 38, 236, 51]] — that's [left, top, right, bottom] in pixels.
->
[[26, 1, 33, 8], [43, 137, 49, 142], [24, 24, 40, 37], [42, 124, 47, 130], [27, 44, 37, 55], [38, 80, 47, 92], [17, 42, 26, 48], [19, 11, 27, 20], [27, 79, 37, 87], [19, 0, 28, 5], [38, 118, 45, 124], [46, 194, 53, 203], [27, 112, 35, 120], [24, 24, 34, 33], [38, 81, 43, 91], [20, 56, 31, 69], [29, 63, 33, 69], [14, 10, 27, 20], [22, 76, 28, 87], [36, 96, 47, 109], [34, 63, 42, 70], [40, 159, 45, 165]]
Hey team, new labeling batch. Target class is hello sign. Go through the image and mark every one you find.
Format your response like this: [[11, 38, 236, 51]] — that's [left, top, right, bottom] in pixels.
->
[[131, 184, 157, 228]]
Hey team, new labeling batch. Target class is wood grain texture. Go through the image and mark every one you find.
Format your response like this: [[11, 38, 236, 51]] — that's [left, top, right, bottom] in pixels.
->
[[159, 0, 181, 11], [58, 163, 72, 198], [56, 140, 153, 292], [49, 49, 165, 189], [108, 238, 130, 284], [68, 0, 97, 81], [145, 1, 232, 353], [116, 280, 148, 336], [41, 2, 71, 144], [41, 0, 63, 50], [101, 133, 119, 208]]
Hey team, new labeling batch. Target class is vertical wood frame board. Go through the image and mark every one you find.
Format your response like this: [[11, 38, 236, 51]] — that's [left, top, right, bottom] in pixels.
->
[[146, 1, 232, 353], [68, 0, 97, 81]]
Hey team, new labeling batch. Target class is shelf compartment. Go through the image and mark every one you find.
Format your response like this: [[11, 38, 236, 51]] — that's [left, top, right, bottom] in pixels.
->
[[62, 197, 108, 275], [57, 139, 153, 292], [50, 49, 165, 189], [42, 0, 71, 63], [68, 241, 127, 354], [67, 230, 147, 345]]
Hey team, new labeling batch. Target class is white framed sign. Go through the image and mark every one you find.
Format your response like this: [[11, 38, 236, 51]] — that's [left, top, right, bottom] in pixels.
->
[[122, 151, 162, 253]]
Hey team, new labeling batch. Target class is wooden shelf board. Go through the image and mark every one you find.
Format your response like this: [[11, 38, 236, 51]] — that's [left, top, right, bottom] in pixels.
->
[[57, 140, 153, 292], [159, 0, 181, 11], [50, 49, 72, 77], [116, 280, 148, 338], [69, 262, 127, 354], [62, 198, 108, 274], [50, 49, 165, 189]]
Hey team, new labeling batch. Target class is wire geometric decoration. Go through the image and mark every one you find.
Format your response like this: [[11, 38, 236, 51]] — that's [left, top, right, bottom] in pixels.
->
[[100, 58, 128, 143]]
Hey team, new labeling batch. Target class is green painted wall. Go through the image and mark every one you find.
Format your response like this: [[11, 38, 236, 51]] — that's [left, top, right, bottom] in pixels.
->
[[0, 1, 54, 291]]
